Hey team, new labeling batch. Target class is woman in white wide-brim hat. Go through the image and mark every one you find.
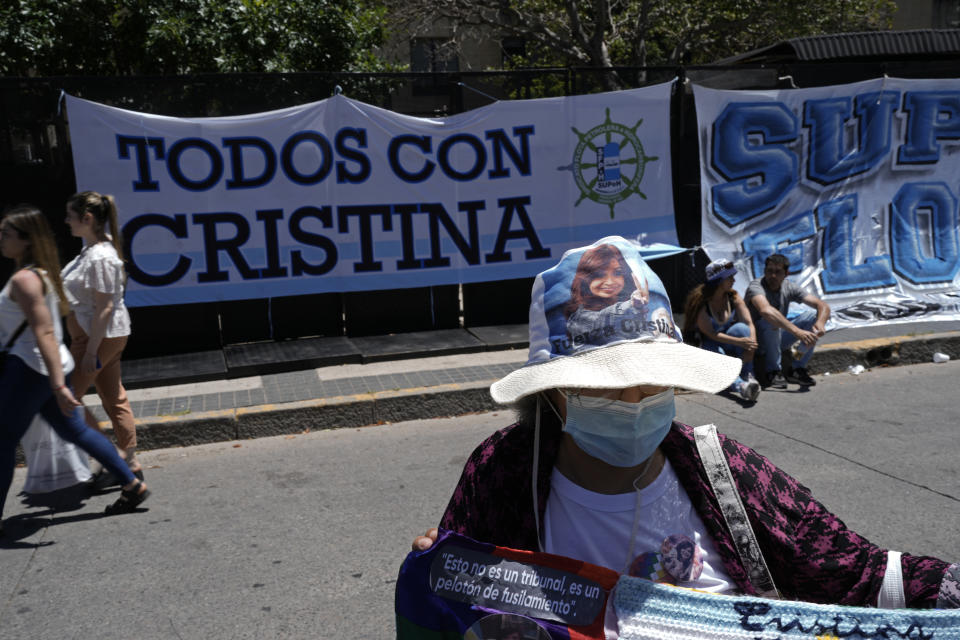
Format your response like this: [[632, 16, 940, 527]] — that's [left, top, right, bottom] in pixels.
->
[[413, 236, 958, 610]]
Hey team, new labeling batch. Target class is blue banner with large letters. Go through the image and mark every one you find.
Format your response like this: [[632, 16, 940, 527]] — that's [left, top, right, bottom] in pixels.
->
[[65, 84, 677, 307], [695, 77, 960, 329]]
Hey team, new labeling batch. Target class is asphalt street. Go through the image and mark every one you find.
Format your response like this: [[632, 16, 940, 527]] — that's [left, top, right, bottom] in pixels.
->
[[0, 360, 958, 639]]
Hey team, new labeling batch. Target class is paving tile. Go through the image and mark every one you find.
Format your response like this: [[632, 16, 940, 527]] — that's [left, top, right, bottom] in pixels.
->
[[126, 359, 523, 417], [218, 391, 236, 409], [202, 393, 221, 411], [234, 389, 252, 407], [140, 399, 159, 417], [171, 397, 189, 415], [286, 388, 309, 402]]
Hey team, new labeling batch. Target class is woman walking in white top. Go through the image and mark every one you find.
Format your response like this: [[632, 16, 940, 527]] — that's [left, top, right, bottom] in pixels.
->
[[62, 191, 142, 488], [0, 206, 149, 536]]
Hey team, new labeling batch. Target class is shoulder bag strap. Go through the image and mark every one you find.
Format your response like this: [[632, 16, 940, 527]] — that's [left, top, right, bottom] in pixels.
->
[[4, 320, 28, 350], [693, 423, 780, 599]]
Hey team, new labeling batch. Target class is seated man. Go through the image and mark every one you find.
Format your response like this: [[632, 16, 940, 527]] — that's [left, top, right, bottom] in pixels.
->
[[746, 253, 830, 388]]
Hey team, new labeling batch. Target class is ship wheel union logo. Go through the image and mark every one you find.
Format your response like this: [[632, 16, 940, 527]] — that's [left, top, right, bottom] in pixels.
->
[[558, 107, 659, 219]]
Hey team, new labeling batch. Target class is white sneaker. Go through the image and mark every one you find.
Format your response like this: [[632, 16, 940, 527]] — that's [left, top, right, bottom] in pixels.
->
[[740, 379, 760, 402]]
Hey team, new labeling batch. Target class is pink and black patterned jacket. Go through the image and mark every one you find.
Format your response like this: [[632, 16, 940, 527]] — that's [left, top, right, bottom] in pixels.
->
[[440, 417, 959, 608]]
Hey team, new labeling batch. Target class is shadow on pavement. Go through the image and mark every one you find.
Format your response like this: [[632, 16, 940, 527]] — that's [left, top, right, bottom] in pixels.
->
[[0, 482, 132, 548], [18, 482, 100, 512]]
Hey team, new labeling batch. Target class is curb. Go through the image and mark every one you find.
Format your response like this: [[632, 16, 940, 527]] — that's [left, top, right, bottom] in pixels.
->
[[106, 330, 960, 453], [809, 330, 960, 372], [128, 382, 501, 453]]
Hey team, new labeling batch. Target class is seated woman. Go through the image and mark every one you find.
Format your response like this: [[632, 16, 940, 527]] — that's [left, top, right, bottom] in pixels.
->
[[683, 259, 759, 402]]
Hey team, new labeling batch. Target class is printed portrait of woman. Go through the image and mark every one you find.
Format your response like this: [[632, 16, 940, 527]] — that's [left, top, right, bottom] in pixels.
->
[[660, 533, 703, 583], [562, 243, 652, 346]]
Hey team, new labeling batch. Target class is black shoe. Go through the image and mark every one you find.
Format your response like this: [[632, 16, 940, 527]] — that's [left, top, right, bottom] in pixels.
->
[[767, 370, 788, 389], [87, 468, 121, 493], [88, 467, 142, 493], [786, 367, 816, 386]]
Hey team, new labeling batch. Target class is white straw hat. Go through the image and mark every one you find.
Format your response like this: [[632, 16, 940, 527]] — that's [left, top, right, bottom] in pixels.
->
[[490, 236, 741, 404]]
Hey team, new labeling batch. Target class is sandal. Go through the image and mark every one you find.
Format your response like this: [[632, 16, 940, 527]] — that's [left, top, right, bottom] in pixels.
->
[[104, 480, 151, 515]]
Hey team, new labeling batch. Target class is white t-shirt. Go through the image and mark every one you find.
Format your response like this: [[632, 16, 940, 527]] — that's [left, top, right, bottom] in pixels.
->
[[543, 458, 734, 593], [61, 241, 131, 338]]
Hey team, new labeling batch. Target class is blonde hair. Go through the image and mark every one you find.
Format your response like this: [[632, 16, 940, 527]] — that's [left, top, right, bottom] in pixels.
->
[[3, 205, 69, 315], [67, 191, 124, 261]]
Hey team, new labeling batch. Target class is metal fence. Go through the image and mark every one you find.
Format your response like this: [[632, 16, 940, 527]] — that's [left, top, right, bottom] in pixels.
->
[[2, 60, 957, 358]]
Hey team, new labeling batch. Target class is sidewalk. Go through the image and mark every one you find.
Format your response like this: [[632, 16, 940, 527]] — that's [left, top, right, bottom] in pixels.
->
[[84, 319, 960, 453]]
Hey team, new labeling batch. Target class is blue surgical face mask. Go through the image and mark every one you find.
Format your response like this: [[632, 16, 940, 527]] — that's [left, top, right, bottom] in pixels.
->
[[563, 389, 675, 468]]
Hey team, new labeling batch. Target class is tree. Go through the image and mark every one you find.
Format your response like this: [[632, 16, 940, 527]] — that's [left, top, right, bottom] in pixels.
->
[[387, 0, 897, 89], [637, 0, 897, 66], [0, 0, 397, 76]]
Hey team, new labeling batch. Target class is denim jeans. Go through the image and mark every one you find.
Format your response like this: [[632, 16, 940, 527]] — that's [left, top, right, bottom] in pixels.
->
[[0, 355, 135, 518], [701, 321, 754, 392], [755, 308, 817, 374]]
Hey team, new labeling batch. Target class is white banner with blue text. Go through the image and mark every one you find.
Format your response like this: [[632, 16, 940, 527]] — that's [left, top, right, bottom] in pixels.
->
[[66, 84, 677, 307], [695, 77, 960, 329]]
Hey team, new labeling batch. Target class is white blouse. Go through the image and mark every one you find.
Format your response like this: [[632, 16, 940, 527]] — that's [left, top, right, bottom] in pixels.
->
[[61, 242, 131, 338]]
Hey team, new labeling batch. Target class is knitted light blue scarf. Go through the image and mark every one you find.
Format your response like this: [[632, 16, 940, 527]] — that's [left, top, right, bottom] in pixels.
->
[[615, 576, 960, 640]]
